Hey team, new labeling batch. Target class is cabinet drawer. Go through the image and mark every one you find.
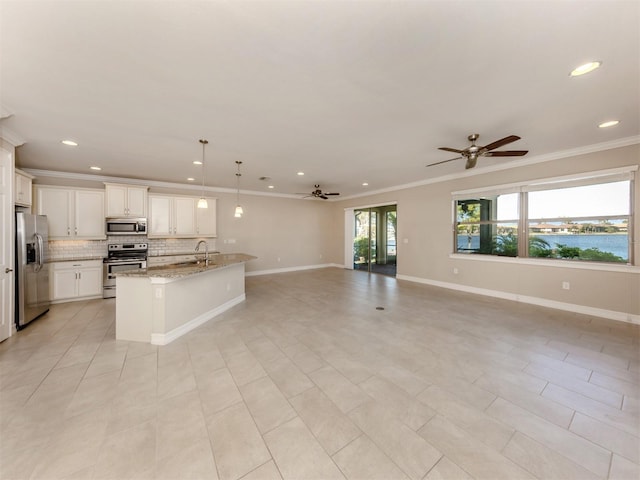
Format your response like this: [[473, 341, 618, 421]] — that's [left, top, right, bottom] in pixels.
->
[[50, 260, 102, 270]]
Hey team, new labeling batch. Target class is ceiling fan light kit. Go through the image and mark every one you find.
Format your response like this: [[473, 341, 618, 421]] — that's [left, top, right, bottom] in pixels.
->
[[427, 133, 528, 170], [296, 184, 340, 200]]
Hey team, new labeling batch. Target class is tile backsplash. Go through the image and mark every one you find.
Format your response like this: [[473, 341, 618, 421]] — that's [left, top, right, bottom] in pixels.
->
[[48, 236, 217, 261]]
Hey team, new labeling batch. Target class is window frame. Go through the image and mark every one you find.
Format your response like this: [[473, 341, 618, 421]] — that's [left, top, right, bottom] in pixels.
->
[[451, 166, 636, 266]]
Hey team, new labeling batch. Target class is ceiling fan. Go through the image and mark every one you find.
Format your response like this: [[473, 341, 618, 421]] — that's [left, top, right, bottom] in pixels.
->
[[299, 184, 340, 200], [427, 133, 528, 170]]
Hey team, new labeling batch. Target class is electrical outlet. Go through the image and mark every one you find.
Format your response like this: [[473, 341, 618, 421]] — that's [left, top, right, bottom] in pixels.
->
[[277, 257, 281, 262], [453, 268, 459, 274], [562, 281, 570, 290]]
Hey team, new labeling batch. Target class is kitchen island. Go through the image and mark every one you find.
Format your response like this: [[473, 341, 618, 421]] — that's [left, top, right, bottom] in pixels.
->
[[115, 253, 256, 345]]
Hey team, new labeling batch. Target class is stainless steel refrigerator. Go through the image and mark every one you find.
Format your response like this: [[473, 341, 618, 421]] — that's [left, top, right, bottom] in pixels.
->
[[15, 212, 50, 329]]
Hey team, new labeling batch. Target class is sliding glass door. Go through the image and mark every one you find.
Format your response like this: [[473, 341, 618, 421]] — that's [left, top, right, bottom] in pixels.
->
[[353, 205, 396, 276]]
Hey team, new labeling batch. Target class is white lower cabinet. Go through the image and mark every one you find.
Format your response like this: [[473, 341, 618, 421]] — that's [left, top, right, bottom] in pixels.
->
[[50, 260, 103, 302]]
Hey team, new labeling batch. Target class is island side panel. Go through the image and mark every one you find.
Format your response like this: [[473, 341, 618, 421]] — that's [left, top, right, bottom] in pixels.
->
[[115, 276, 153, 342], [155, 262, 246, 342]]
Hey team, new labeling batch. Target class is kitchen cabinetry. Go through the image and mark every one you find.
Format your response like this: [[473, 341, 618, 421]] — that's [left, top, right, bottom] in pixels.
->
[[196, 199, 217, 237], [148, 194, 216, 238], [34, 186, 105, 239], [50, 260, 103, 302], [104, 183, 148, 217], [14, 169, 33, 207]]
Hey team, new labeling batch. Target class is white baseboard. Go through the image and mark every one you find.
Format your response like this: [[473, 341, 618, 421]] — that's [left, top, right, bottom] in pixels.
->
[[50, 294, 103, 305], [150, 293, 246, 345], [397, 274, 640, 325], [246, 263, 343, 277]]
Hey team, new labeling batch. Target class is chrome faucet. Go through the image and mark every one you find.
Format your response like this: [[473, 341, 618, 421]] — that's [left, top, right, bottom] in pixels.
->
[[195, 240, 209, 265]]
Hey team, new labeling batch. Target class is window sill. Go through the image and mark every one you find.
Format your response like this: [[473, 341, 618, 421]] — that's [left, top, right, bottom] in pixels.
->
[[449, 253, 639, 273]]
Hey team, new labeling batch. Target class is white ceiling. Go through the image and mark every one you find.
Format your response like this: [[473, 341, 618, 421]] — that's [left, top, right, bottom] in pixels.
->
[[1, 0, 638, 198]]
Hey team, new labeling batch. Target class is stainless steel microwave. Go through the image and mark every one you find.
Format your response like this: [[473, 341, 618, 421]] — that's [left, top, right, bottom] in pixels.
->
[[106, 217, 147, 235]]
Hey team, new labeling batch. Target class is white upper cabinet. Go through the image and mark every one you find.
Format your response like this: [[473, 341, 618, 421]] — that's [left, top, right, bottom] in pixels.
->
[[34, 186, 105, 240], [104, 183, 148, 217], [148, 194, 216, 238], [14, 169, 33, 207], [196, 198, 217, 237]]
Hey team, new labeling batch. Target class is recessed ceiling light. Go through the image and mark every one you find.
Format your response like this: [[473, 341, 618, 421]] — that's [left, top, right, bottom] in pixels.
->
[[193, 160, 202, 165], [362, 182, 369, 186], [570, 61, 601, 77], [187, 177, 195, 181], [297, 171, 304, 176], [61, 140, 78, 146], [268, 185, 274, 189], [89, 166, 101, 171], [598, 120, 620, 128]]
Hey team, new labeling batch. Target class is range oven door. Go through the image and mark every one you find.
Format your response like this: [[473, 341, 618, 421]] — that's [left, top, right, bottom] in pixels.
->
[[103, 260, 146, 298]]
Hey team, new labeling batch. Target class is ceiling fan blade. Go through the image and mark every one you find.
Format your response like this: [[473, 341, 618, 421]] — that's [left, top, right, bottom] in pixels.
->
[[481, 135, 521, 152], [319, 195, 328, 200], [324, 192, 340, 196], [484, 150, 528, 157], [438, 147, 464, 154], [426, 157, 462, 167]]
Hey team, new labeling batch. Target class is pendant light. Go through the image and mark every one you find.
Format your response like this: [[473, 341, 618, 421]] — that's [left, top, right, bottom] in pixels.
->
[[197, 139, 208, 209], [234, 160, 244, 218]]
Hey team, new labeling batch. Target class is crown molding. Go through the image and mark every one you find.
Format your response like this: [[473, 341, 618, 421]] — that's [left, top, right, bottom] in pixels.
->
[[0, 126, 25, 147], [0, 104, 14, 120], [338, 135, 640, 201], [22, 135, 639, 203], [21, 168, 302, 199]]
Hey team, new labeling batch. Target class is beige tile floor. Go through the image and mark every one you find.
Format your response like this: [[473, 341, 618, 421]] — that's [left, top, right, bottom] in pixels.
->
[[1, 267, 639, 480]]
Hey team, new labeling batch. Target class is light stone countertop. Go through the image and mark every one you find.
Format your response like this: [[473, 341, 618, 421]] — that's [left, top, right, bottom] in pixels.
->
[[47, 256, 105, 263], [116, 253, 256, 279]]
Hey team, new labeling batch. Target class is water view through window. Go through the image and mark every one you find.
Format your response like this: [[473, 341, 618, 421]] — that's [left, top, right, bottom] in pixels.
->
[[455, 179, 631, 263]]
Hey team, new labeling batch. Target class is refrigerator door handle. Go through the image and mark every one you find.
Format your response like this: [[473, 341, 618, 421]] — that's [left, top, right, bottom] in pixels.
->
[[34, 233, 44, 272]]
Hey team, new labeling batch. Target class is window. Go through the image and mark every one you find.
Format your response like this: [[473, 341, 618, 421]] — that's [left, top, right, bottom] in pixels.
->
[[456, 193, 519, 256], [453, 169, 634, 264]]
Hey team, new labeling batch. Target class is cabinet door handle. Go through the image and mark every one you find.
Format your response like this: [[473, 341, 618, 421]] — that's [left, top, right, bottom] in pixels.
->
[[5, 268, 13, 273], [75, 227, 78, 235], [67, 227, 70, 236], [78, 272, 81, 279]]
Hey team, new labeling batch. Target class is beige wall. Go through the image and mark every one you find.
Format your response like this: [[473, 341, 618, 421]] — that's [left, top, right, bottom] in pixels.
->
[[333, 144, 640, 320], [213, 191, 337, 273]]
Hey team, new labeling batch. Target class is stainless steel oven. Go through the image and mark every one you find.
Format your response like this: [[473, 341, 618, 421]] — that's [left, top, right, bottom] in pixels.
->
[[103, 243, 148, 298]]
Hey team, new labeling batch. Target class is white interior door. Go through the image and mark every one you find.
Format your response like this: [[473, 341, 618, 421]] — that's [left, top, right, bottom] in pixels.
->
[[0, 145, 14, 341]]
